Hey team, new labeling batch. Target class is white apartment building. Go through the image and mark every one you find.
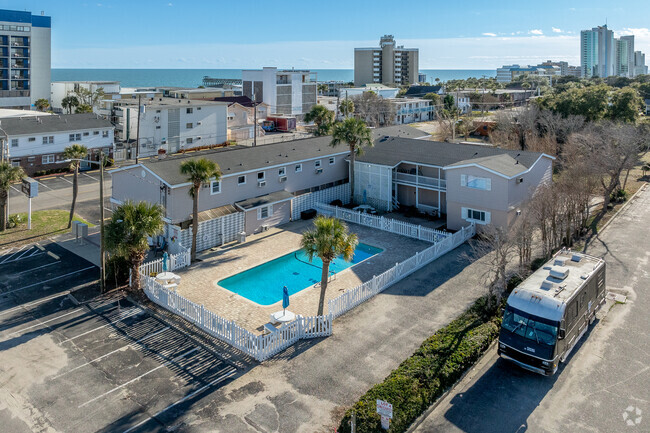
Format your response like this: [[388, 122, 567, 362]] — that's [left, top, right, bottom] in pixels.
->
[[581, 25, 616, 78], [496, 64, 561, 84], [100, 97, 228, 159], [354, 35, 419, 86], [339, 84, 400, 99], [50, 81, 121, 113], [634, 51, 648, 76], [242, 67, 317, 117], [1, 113, 113, 175], [0, 9, 51, 109], [388, 98, 434, 124], [616, 35, 635, 77]]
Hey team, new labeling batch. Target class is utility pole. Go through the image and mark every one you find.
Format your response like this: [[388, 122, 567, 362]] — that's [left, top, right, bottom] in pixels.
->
[[253, 92, 257, 147], [135, 93, 142, 163], [345, 90, 349, 119], [99, 151, 105, 293]]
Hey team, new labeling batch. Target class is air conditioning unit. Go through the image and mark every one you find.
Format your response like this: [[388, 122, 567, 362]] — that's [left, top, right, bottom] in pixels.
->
[[197, 121, 202, 125], [315, 168, 323, 174], [196, 136, 202, 140], [279, 176, 287, 183], [261, 224, 270, 232], [258, 180, 266, 187], [517, 177, 524, 184]]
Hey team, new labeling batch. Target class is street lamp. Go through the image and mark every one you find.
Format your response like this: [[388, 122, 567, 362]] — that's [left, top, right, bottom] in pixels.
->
[[64, 151, 107, 293]]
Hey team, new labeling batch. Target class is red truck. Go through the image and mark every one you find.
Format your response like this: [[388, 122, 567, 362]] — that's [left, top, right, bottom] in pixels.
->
[[266, 115, 296, 132]]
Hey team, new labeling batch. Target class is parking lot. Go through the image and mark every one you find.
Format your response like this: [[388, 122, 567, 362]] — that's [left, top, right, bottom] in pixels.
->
[[0, 242, 237, 433]]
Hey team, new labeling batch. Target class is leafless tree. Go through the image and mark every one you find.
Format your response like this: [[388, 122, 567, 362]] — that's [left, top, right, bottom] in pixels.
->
[[352, 92, 395, 127], [436, 107, 461, 141]]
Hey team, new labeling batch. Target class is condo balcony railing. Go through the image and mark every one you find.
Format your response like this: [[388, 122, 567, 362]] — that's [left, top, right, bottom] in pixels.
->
[[394, 172, 446, 190], [0, 89, 29, 97]]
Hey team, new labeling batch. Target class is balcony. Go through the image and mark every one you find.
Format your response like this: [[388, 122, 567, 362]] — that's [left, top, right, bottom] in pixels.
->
[[394, 172, 446, 190]]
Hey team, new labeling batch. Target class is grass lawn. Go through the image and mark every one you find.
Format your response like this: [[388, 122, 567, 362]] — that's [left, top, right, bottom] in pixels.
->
[[0, 210, 94, 249]]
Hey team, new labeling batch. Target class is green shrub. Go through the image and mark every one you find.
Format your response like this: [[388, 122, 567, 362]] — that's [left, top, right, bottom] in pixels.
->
[[7, 214, 23, 228], [530, 256, 548, 272], [506, 274, 523, 293], [610, 188, 628, 203], [338, 297, 500, 433], [105, 255, 130, 289]]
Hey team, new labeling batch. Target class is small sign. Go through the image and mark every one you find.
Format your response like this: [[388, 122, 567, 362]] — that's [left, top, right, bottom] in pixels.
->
[[21, 177, 38, 198], [376, 399, 393, 419], [380, 415, 390, 430]]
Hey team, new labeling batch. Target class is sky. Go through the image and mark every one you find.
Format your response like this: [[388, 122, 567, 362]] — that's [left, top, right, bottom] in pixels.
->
[[3, 0, 650, 69]]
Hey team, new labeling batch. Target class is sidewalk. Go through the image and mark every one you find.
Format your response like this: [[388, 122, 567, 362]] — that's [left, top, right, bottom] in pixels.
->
[[51, 225, 102, 267]]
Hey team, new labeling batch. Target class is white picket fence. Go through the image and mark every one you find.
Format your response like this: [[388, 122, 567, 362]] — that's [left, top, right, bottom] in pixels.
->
[[133, 244, 191, 285], [327, 223, 475, 319], [314, 203, 450, 244], [142, 276, 332, 362]]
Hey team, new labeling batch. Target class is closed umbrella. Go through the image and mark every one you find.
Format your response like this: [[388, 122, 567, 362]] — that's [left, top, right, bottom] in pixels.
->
[[162, 252, 169, 272], [282, 286, 290, 315]]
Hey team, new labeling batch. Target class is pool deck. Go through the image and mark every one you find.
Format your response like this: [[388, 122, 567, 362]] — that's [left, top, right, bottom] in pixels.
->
[[174, 219, 431, 333]]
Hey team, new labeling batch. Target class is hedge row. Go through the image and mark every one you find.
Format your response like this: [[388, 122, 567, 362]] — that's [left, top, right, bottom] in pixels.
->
[[338, 297, 501, 433]]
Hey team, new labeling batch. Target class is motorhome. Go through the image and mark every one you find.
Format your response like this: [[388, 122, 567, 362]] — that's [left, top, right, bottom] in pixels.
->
[[498, 249, 606, 376]]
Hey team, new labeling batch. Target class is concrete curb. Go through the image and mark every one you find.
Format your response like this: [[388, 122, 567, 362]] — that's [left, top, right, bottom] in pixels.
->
[[597, 183, 647, 236], [405, 339, 499, 433]]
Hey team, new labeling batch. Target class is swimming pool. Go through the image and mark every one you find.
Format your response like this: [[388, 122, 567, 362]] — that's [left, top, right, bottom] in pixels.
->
[[218, 243, 383, 306]]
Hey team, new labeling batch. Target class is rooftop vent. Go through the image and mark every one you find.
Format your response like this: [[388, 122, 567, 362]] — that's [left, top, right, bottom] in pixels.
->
[[571, 254, 582, 262], [541, 280, 554, 291], [554, 258, 567, 267], [549, 266, 569, 280]]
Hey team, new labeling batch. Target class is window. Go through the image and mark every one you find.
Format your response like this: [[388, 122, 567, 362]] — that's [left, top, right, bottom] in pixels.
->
[[197, 107, 201, 110], [186, 138, 193, 144], [462, 207, 490, 224], [257, 171, 265, 180], [83, 132, 89, 136], [156, 126, 161, 129], [295, 164, 302, 173], [461, 174, 491, 191], [42, 154, 55, 164], [93, 131, 99, 135], [238, 175, 246, 185], [278, 167, 286, 176], [28, 137, 35, 142], [11, 139, 18, 147], [186, 107, 193, 114], [257, 205, 272, 220], [103, 130, 109, 137], [69, 133, 81, 142], [11, 159, 20, 167], [42, 136, 53, 144], [210, 180, 221, 195], [329, 157, 335, 165], [186, 123, 193, 129], [314, 160, 321, 168]]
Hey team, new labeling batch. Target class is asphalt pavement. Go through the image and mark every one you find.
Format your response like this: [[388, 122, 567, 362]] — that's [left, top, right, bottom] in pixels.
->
[[414, 185, 650, 433]]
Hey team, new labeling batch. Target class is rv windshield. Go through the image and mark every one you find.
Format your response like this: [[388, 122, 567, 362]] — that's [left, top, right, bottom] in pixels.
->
[[502, 306, 558, 346]]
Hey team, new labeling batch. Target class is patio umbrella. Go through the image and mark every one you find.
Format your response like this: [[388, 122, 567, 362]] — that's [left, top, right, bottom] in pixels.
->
[[282, 286, 290, 315], [162, 252, 169, 272]]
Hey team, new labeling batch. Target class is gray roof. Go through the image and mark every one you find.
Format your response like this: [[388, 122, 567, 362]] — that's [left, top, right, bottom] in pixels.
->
[[142, 136, 346, 186], [371, 125, 429, 139], [0, 113, 112, 136], [357, 136, 546, 177], [236, 190, 293, 210]]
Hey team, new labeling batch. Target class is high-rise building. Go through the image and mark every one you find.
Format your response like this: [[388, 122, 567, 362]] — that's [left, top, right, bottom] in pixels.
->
[[634, 51, 648, 76], [580, 25, 616, 78], [354, 35, 419, 87], [0, 9, 51, 109], [242, 67, 317, 116], [616, 35, 635, 77]]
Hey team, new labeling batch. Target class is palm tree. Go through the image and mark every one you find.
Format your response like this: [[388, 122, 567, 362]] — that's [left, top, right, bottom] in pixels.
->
[[0, 162, 25, 231], [61, 95, 79, 114], [338, 99, 354, 119], [35, 98, 50, 112], [63, 144, 88, 228], [330, 117, 373, 204], [104, 201, 164, 291], [304, 104, 334, 136], [180, 157, 221, 262], [301, 216, 358, 316]]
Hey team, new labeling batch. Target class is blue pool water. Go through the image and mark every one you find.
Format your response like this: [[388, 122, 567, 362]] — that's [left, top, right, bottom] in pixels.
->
[[218, 243, 383, 306]]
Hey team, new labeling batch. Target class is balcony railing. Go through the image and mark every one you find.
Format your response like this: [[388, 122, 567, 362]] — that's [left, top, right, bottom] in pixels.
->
[[394, 172, 446, 190], [0, 89, 29, 97]]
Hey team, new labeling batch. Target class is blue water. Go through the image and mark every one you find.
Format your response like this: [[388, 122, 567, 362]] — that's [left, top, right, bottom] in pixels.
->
[[218, 243, 383, 306], [51, 69, 495, 88]]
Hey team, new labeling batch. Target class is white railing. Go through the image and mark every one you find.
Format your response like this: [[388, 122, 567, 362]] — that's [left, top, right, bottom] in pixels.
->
[[315, 203, 450, 244], [393, 172, 446, 190], [327, 223, 475, 318], [135, 244, 191, 283], [142, 276, 332, 362]]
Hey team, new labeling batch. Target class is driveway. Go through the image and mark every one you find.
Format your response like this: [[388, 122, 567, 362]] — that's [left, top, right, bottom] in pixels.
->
[[413, 185, 650, 433]]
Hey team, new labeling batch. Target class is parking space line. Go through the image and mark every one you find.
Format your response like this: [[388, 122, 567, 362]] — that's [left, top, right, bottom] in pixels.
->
[[52, 326, 170, 380], [4, 308, 85, 338], [78, 347, 199, 408], [36, 180, 52, 190], [121, 367, 237, 433], [0, 251, 45, 265], [0, 291, 70, 317], [60, 177, 73, 185], [10, 185, 20, 193], [82, 172, 99, 182], [0, 244, 29, 264], [59, 308, 144, 343], [13, 261, 59, 276], [2, 266, 95, 295]]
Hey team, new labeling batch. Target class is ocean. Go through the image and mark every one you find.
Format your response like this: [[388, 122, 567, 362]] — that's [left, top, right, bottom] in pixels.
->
[[51, 69, 495, 88]]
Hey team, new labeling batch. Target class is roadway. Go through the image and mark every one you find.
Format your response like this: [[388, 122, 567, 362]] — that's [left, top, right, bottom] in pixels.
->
[[8, 168, 115, 224], [414, 185, 650, 433]]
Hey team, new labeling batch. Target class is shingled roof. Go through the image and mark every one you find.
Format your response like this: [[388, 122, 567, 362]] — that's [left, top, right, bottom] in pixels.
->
[[0, 113, 112, 135]]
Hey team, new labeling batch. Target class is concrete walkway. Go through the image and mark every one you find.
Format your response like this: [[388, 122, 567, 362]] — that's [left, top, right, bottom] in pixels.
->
[[51, 226, 102, 267]]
